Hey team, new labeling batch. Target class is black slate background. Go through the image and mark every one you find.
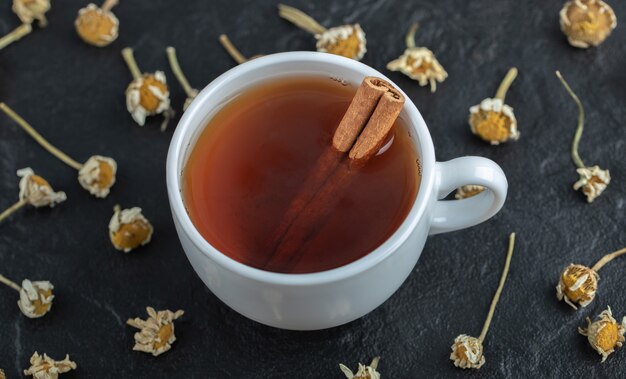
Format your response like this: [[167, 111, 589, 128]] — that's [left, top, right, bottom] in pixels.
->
[[0, 0, 625, 377]]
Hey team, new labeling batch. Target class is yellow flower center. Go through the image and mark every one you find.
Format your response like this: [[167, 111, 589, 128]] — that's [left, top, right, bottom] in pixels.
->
[[76, 8, 117, 46], [322, 29, 362, 59], [406, 56, 433, 75], [562, 267, 595, 303], [471, 110, 512, 143], [155, 323, 173, 350], [582, 175, 604, 196], [595, 322, 619, 351], [573, 13, 599, 34], [454, 343, 468, 359], [30, 175, 51, 188], [139, 75, 168, 112], [112, 220, 152, 250], [32, 288, 53, 315], [565, 1, 614, 43], [96, 161, 115, 188]]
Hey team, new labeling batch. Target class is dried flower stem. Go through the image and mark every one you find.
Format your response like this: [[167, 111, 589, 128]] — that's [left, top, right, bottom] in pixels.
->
[[122, 47, 142, 80], [591, 247, 626, 272], [555, 71, 585, 169], [0, 24, 32, 50], [405, 22, 418, 48], [0, 199, 28, 223], [101, 0, 119, 12], [166, 47, 196, 98], [218, 35, 248, 64], [0, 274, 21, 292], [494, 68, 518, 102], [369, 356, 380, 370], [0, 103, 83, 170], [278, 4, 326, 35], [478, 232, 516, 343]]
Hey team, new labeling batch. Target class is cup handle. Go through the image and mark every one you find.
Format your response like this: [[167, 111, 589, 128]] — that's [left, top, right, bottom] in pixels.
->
[[429, 157, 508, 235]]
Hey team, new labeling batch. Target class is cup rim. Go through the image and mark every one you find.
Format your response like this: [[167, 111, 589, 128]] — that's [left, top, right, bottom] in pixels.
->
[[166, 51, 436, 286]]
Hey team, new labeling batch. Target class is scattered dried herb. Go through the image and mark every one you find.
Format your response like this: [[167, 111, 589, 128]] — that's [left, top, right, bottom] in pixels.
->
[[579, 306, 625, 362], [121, 47, 174, 131], [556, 247, 626, 309], [23, 352, 76, 378], [560, 0, 616, 48], [455, 185, 486, 200], [468, 68, 519, 145], [218, 34, 262, 65], [0, 103, 117, 198], [0, 368, 4, 379], [278, 4, 366, 61], [0, 275, 54, 318], [166, 46, 199, 111], [13, 0, 50, 27], [75, 0, 120, 47], [339, 356, 380, 379], [109, 205, 153, 252], [387, 23, 447, 92], [0, 168, 66, 222], [450, 233, 516, 369], [556, 71, 610, 203], [126, 307, 184, 356]]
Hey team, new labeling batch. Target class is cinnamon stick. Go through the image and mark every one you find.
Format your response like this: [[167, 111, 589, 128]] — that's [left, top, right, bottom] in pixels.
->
[[264, 77, 405, 271], [264, 77, 394, 255], [264, 147, 343, 254], [265, 161, 354, 271], [333, 77, 393, 152]]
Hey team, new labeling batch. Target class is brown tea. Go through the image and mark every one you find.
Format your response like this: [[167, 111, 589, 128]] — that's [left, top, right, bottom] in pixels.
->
[[183, 77, 420, 274]]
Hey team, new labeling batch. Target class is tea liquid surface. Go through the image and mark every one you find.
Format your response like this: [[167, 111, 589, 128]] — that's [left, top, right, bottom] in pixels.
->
[[183, 77, 420, 273]]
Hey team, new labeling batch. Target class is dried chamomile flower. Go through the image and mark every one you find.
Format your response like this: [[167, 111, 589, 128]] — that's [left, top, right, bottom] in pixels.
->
[[166, 47, 199, 111], [17, 168, 66, 208], [218, 34, 263, 65], [579, 306, 625, 362], [556, 264, 597, 309], [18, 279, 54, 318], [126, 307, 184, 356], [560, 0, 616, 48], [387, 23, 447, 93], [77, 155, 117, 198], [573, 165, 611, 203], [451, 233, 516, 369], [469, 68, 519, 145], [0, 275, 54, 318], [0, 23, 33, 51], [278, 4, 366, 61], [0, 368, 5, 379], [13, 0, 50, 27], [556, 247, 626, 309], [109, 205, 153, 252], [0, 103, 117, 198], [0, 168, 66, 222], [122, 47, 174, 131], [339, 356, 381, 379], [455, 185, 485, 200], [75, 0, 120, 47], [450, 334, 485, 369], [556, 71, 610, 203], [23, 352, 76, 378]]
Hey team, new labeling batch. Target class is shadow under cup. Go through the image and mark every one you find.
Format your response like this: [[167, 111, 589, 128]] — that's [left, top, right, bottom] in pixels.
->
[[180, 75, 422, 274]]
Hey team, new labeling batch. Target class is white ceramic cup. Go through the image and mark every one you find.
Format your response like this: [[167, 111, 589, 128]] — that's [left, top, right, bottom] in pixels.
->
[[167, 52, 508, 330]]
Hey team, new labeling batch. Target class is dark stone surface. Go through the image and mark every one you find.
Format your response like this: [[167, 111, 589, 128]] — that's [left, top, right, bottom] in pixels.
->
[[0, 0, 625, 377]]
